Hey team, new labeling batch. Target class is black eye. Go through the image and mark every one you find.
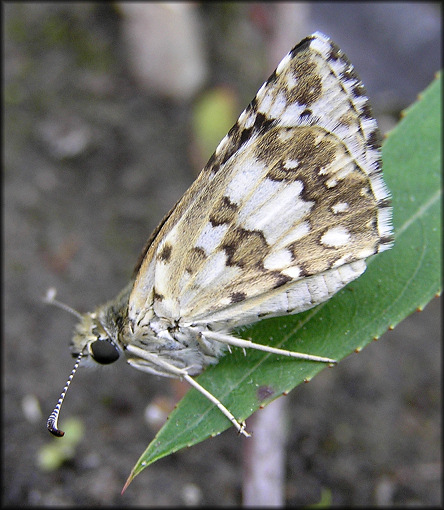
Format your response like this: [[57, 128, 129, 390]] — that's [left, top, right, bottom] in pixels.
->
[[90, 340, 120, 364]]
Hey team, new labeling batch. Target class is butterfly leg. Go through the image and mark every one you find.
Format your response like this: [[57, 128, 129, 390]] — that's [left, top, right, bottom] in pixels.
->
[[202, 330, 336, 364], [182, 372, 251, 437], [125, 344, 251, 437]]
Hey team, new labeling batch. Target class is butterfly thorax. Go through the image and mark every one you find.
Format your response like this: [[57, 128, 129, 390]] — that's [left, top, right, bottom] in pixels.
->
[[70, 284, 227, 377], [123, 313, 227, 377]]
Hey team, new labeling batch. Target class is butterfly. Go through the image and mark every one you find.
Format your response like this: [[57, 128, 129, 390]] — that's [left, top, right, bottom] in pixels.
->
[[47, 32, 393, 439]]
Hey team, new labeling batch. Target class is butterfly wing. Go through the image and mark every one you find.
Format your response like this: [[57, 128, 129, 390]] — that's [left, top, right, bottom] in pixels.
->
[[128, 32, 393, 330]]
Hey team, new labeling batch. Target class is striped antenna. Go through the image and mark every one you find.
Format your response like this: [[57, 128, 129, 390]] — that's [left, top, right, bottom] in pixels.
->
[[47, 352, 83, 437]]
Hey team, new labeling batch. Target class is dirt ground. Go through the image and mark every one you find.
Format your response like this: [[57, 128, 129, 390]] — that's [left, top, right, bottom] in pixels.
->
[[4, 3, 441, 506]]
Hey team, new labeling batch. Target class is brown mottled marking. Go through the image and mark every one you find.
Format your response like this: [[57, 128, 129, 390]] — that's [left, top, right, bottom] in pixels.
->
[[158, 243, 172, 262], [360, 103, 374, 120], [300, 108, 312, 118], [222, 228, 269, 268], [271, 271, 292, 288], [153, 289, 164, 301], [367, 130, 382, 151], [262, 127, 336, 181], [185, 247, 207, 274], [210, 196, 238, 226], [230, 291, 246, 303], [287, 56, 322, 106], [338, 112, 356, 127]]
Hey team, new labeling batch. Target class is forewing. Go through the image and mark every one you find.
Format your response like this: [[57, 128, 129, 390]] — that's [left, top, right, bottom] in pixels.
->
[[129, 32, 393, 326]]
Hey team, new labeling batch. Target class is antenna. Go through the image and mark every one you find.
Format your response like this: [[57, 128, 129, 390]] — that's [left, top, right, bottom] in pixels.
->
[[44, 287, 84, 437], [47, 352, 83, 437], [43, 287, 83, 320]]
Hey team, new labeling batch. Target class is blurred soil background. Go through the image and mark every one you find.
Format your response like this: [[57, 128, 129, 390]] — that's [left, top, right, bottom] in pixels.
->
[[3, 2, 441, 506]]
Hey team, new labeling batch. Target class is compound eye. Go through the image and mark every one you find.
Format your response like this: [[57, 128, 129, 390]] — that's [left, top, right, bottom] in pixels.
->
[[89, 340, 120, 364]]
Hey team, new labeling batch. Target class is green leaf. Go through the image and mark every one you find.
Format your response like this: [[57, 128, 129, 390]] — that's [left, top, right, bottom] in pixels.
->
[[124, 74, 442, 488]]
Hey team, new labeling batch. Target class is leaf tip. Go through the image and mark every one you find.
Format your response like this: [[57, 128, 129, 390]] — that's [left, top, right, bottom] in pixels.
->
[[121, 473, 133, 495]]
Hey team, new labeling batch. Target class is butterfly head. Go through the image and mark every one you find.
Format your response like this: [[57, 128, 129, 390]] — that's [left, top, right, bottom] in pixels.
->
[[71, 311, 121, 366]]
